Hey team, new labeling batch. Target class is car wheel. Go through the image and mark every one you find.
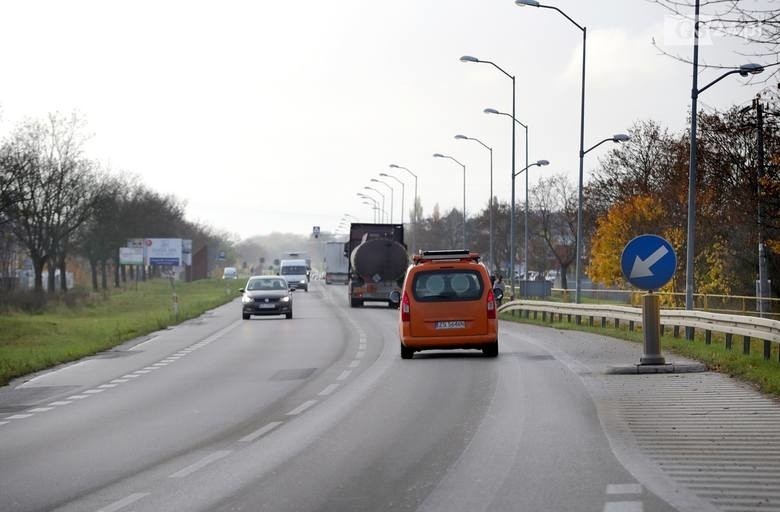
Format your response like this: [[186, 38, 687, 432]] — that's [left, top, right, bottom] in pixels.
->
[[242, 313, 250, 320], [286, 310, 293, 319], [483, 341, 499, 357], [350, 298, 362, 308], [400, 342, 413, 359]]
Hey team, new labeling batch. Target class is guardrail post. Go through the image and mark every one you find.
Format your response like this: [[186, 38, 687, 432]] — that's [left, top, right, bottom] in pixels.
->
[[673, 325, 680, 338], [542, 311, 547, 321], [601, 317, 606, 328], [765, 340, 771, 360], [725, 333, 733, 350], [640, 293, 665, 365], [660, 324, 665, 336], [576, 314, 581, 325], [743, 336, 751, 355], [589, 316, 593, 327], [705, 330, 711, 345], [615, 318, 620, 329], [629, 320, 635, 332]]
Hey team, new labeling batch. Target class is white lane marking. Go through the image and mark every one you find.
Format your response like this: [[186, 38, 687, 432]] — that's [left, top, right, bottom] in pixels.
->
[[356, 351, 365, 359], [603, 502, 643, 512], [95, 492, 150, 512], [239, 421, 284, 443], [110, 379, 129, 384], [123, 374, 141, 379], [26, 407, 53, 413], [49, 401, 72, 406], [286, 400, 318, 416], [359, 343, 367, 349], [143, 366, 160, 371], [83, 389, 104, 394], [67, 395, 89, 400], [152, 363, 168, 367], [319, 384, 340, 396], [98, 384, 118, 389], [0, 421, 8, 426], [337, 370, 352, 381], [20, 360, 90, 386], [607, 484, 643, 495], [169, 450, 232, 478], [348, 360, 360, 368], [7, 414, 34, 419], [134, 370, 151, 374], [130, 335, 159, 351]]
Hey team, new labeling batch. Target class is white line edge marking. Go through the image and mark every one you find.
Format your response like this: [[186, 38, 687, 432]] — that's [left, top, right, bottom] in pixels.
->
[[49, 401, 72, 406], [0, 421, 8, 426], [169, 450, 232, 478], [606, 484, 643, 495], [111, 379, 129, 384], [95, 492, 150, 512], [603, 502, 643, 512], [286, 400, 318, 416], [130, 335, 159, 351], [319, 384, 340, 396], [7, 414, 33, 419], [98, 384, 118, 388], [337, 370, 352, 381], [239, 421, 283, 443], [26, 407, 53, 413], [83, 389, 104, 394], [67, 395, 89, 400]]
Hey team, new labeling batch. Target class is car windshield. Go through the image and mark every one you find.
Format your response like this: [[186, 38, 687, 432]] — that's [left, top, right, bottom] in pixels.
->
[[247, 279, 287, 291], [412, 270, 483, 301], [280, 266, 306, 275]]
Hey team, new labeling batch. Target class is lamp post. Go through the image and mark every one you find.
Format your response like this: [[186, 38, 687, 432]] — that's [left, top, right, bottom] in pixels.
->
[[433, 153, 467, 248], [358, 194, 378, 222], [455, 134, 494, 271], [363, 186, 386, 223], [390, 163, 418, 253], [516, 0, 588, 303], [380, 173, 405, 226], [583, 133, 631, 156], [371, 178, 394, 223], [484, 107, 529, 291], [685, 58, 764, 328], [514, 159, 550, 282], [460, 55, 516, 283]]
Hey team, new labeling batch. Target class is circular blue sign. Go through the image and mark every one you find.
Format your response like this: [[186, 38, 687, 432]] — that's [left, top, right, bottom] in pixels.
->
[[620, 234, 677, 291]]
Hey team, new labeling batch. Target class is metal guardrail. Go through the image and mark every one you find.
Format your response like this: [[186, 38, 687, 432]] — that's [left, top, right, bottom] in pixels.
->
[[498, 299, 780, 361]]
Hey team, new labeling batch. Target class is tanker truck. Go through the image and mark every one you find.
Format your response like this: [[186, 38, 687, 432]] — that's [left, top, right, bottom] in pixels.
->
[[347, 223, 408, 308]]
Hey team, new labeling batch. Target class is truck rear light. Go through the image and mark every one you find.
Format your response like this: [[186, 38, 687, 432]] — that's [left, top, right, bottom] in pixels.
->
[[487, 289, 496, 319], [401, 292, 411, 322]]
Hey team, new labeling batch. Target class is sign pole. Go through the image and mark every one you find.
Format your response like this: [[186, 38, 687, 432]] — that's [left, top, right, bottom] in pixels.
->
[[640, 292, 665, 365]]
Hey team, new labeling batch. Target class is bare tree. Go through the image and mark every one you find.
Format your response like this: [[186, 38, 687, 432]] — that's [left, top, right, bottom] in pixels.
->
[[531, 174, 578, 290]]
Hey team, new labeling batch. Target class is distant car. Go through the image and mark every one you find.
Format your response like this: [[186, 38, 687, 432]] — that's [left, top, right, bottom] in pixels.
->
[[222, 267, 238, 280], [240, 276, 293, 320], [391, 250, 501, 359]]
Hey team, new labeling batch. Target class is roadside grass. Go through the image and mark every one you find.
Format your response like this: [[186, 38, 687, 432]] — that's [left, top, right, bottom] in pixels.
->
[[499, 310, 780, 398], [0, 278, 241, 387]]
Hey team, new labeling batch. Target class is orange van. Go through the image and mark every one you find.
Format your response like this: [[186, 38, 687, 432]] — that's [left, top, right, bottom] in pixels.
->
[[391, 250, 501, 359]]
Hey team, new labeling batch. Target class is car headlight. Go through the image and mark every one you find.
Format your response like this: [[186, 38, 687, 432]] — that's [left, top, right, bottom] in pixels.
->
[[300, 280, 306, 284], [280, 296, 290, 302], [241, 295, 253, 304]]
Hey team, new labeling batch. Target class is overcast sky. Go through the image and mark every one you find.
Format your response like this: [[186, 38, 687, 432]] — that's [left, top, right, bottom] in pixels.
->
[[0, 0, 772, 239]]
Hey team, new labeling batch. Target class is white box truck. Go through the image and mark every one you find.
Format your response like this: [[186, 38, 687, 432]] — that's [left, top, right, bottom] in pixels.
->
[[324, 241, 349, 285]]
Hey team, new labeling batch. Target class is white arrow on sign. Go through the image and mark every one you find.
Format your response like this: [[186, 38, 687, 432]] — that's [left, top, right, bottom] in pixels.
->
[[630, 246, 669, 279]]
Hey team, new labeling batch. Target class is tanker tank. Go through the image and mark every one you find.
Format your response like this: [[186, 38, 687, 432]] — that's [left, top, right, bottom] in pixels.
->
[[350, 238, 408, 282]]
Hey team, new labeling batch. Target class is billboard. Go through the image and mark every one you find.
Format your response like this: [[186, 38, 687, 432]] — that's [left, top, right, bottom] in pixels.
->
[[119, 247, 144, 265], [144, 238, 182, 266]]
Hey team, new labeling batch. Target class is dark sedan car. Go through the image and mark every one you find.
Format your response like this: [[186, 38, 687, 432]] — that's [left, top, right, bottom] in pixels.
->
[[240, 276, 294, 319]]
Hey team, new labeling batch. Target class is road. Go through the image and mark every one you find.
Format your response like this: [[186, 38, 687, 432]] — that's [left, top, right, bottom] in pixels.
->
[[0, 281, 776, 512]]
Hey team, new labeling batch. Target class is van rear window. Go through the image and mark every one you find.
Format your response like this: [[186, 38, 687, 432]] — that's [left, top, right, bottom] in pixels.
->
[[281, 266, 307, 275], [412, 270, 484, 302]]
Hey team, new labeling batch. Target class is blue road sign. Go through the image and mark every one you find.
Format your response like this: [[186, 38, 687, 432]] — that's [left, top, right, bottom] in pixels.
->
[[620, 234, 676, 291]]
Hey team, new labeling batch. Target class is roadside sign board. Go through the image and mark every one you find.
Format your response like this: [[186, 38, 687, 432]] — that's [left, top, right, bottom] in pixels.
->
[[182, 239, 192, 266], [620, 234, 676, 291], [127, 238, 144, 249], [144, 238, 182, 266], [119, 247, 144, 265]]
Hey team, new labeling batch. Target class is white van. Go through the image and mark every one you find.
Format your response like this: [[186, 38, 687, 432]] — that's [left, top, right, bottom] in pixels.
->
[[279, 259, 308, 292]]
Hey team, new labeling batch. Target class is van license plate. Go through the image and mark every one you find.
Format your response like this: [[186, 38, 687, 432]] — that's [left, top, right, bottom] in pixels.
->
[[435, 320, 465, 329]]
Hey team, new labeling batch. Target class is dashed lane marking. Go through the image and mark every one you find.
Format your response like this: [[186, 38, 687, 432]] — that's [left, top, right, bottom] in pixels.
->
[[319, 384, 340, 396], [286, 400, 318, 416], [7, 414, 33, 420], [169, 450, 232, 478], [239, 421, 284, 443], [49, 401, 72, 406], [348, 360, 360, 368], [337, 370, 352, 381], [95, 492, 150, 512], [67, 395, 89, 400], [26, 407, 53, 413], [83, 389, 105, 394]]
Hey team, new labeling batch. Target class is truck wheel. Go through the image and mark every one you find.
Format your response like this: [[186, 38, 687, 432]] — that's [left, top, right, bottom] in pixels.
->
[[483, 341, 499, 357], [350, 298, 362, 308], [400, 342, 414, 359], [242, 313, 250, 320]]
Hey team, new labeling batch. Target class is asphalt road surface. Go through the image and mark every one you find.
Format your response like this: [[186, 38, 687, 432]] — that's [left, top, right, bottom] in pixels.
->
[[0, 281, 735, 512]]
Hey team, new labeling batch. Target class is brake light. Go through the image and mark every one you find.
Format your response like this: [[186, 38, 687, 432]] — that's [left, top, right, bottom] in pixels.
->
[[401, 292, 411, 322], [487, 288, 496, 319]]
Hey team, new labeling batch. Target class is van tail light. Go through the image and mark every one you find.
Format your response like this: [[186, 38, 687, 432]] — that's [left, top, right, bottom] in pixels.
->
[[401, 292, 411, 322], [487, 289, 496, 319]]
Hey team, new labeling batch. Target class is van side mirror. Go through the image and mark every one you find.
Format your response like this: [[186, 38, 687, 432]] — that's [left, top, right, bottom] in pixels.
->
[[389, 290, 401, 304]]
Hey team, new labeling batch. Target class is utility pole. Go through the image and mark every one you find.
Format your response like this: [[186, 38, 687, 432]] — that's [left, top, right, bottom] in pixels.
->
[[755, 95, 770, 317]]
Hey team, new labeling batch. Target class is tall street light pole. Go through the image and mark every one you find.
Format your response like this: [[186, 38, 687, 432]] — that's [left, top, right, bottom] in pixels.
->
[[460, 55, 516, 290], [358, 194, 378, 222], [455, 134, 494, 271], [390, 164, 418, 253], [485, 108, 528, 292], [514, 159, 551, 283], [380, 173, 405, 226], [371, 178, 394, 223], [364, 186, 386, 223], [516, 0, 587, 303], [433, 153, 467, 248]]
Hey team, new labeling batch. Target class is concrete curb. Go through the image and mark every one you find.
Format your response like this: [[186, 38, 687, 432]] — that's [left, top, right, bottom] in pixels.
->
[[606, 362, 707, 374]]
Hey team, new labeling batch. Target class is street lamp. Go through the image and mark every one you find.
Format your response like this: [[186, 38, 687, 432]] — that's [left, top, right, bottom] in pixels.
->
[[363, 186, 386, 223], [685, 5, 764, 325], [379, 172, 405, 226], [371, 178, 394, 223], [583, 133, 631, 155], [390, 163, 418, 253], [484, 107, 529, 291], [358, 193, 378, 222], [460, 55, 516, 277], [455, 134, 494, 271], [513, 160, 550, 288], [516, 0, 588, 303], [433, 153, 467, 248]]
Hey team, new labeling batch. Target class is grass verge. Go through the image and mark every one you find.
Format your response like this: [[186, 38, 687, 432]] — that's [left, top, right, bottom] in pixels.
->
[[500, 310, 780, 398], [0, 278, 241, 387]]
